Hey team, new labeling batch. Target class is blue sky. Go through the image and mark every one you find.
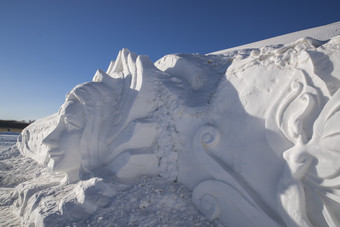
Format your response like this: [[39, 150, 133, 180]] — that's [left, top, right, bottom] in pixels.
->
[[1, 0, 340, 121]]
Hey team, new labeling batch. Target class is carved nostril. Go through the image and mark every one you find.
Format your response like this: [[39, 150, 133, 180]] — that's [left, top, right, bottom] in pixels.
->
[[283, 147, 312, 164], [295, 151, 313, 164], [283, 148, 294, 161], [42, 134, 58, 148]]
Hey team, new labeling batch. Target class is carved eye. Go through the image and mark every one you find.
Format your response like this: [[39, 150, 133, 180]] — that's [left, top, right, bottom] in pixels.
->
[[62, 100, 85, 131], [64, 116, 83, 131]]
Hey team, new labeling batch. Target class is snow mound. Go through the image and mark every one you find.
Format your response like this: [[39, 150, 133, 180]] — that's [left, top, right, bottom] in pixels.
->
[[3, 24, 340, 226]]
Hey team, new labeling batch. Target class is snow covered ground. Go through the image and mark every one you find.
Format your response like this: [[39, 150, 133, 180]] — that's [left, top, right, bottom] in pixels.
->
[[0, 132, 18, 153]]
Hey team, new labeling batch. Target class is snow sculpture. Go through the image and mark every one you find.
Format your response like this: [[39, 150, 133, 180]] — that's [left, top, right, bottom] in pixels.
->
[[40, 49, 168, 183], [42, 79, 117, 183], [189, 36, 340, 227], [16, 36, 340, 226]]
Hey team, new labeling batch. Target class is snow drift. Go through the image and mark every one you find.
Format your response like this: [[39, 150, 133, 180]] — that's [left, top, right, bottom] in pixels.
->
[[1, 22, 340, 226]]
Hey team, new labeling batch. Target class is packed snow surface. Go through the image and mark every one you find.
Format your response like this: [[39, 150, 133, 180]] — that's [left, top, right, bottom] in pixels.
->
[[1, 21, 340, 226], [0, 132, 18, 153]]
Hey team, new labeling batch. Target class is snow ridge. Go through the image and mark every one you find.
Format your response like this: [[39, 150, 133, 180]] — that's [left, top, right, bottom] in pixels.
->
[[212, 21, 340, 54]]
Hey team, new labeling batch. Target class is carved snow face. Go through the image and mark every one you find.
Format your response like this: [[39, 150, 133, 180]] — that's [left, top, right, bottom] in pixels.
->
[[43, 100, 84, 174]]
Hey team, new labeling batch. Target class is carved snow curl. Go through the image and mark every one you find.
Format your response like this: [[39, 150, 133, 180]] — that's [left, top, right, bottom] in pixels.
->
[[277, 81, 321, 144], [192, 183, 221, 221], [192, 180, 282, 227], [199, 125, 221, 148], [193, 125, 227, 181], [266, 75, 326, 156], [192, 125, 283, 226]]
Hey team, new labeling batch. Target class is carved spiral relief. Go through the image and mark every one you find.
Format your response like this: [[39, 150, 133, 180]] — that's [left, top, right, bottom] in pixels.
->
[[192, 125, 283, 226], [192, 185, 221, 221], [266, 77, 325, 156], [277, 81, 321, 144], [192, 180, 282, 227], [199, 125, 221, 147]]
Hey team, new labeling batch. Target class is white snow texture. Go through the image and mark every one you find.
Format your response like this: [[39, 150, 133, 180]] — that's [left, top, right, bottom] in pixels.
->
[[1, 21, 340, 226]]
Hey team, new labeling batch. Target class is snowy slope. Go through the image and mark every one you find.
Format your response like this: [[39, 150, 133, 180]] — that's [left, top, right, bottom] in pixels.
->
[[212, 21, 340, 54], [1, 22, 340, 227]]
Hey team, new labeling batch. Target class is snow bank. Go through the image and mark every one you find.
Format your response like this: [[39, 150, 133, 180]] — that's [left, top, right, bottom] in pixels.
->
[[8, 22, 340, 226]]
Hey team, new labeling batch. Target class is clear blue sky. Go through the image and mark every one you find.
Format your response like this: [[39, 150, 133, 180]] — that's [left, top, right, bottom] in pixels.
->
[[1, 0, 340, 121]]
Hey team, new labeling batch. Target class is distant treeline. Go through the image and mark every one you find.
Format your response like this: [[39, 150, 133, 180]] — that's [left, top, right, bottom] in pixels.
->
[[0, 120, 32, 130]]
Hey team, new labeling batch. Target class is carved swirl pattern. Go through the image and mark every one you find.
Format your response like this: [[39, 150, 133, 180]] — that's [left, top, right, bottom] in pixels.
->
[[199, 125, 221, 147], [277, 81, 321, 144], [265, 78, 324, 156], [192, 180, 282, 227], [193, 125, 226, 180], [192, 125, 283, 226], [192, 186, 221, 221]]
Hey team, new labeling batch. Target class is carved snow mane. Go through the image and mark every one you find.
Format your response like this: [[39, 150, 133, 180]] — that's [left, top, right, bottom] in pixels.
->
[[266, 71, 340, 226]]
